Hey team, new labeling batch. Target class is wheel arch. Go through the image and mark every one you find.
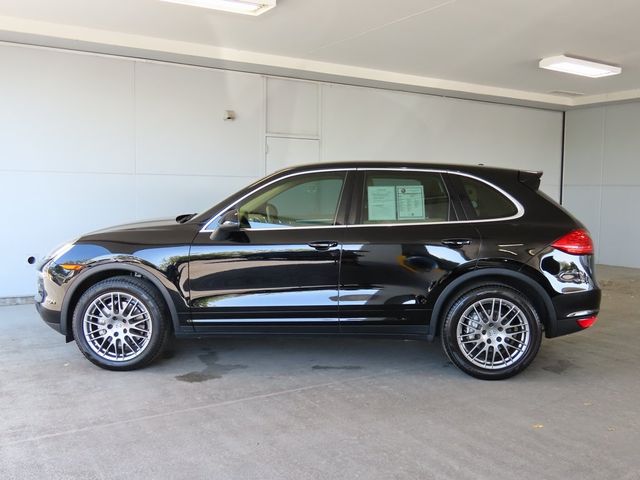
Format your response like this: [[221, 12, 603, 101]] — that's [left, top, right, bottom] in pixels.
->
[[428, 267, 556, 340], [60, 264, 180, 342]]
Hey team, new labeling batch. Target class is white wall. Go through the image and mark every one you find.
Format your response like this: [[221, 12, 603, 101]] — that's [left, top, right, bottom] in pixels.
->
[[0, 43, 563, 297], [564, 103, 640, 268], [321, 85, 562, 196]]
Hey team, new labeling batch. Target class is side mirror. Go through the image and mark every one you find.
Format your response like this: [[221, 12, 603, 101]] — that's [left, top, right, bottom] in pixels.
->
[[210, 209, 240, 240], [175, 213, 196, 224]]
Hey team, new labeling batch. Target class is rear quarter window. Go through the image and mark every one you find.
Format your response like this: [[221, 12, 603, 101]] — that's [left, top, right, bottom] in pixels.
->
[[459, 176, 518, 220]]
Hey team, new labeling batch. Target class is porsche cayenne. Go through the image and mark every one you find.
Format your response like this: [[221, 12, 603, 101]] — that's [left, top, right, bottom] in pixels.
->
[[34, 162, 600, 379]]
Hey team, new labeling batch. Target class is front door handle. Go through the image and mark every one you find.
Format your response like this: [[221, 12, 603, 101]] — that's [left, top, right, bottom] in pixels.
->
[[308, 241, 339, 251], [441, 238, 472, 248]]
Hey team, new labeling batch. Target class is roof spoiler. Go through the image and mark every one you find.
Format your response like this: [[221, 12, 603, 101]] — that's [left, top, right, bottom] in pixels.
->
[[518, 170, 542, 190]]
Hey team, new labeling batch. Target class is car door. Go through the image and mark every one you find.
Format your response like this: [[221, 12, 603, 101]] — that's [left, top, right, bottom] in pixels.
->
[[338, 168, 480, 335], [188, 170, 351, 334]]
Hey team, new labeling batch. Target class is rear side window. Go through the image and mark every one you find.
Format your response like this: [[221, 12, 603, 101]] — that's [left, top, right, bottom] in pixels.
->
[[360, 171, 451, 224], [459, 176, 518, 220]]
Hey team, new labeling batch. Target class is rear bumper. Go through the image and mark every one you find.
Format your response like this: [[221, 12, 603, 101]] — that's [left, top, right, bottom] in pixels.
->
[[547, 288, 601, 338]]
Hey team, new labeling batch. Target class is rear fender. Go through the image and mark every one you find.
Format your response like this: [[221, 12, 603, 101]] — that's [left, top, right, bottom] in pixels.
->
[[427, 266, 556, 340]]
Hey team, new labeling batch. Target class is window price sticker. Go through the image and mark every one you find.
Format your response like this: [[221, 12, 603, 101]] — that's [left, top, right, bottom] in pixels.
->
[[367, 186, 396, 221], [396, 185, 425, 220]]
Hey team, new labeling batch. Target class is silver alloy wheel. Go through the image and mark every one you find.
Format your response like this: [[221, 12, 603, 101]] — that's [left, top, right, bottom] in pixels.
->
[[456, 297, 530, 369], [82, 291, 153, 362]]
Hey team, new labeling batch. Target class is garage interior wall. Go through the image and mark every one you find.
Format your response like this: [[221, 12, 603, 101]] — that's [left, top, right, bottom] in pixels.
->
[[563, 103, 640, 268], [0, 43, 563, 297]]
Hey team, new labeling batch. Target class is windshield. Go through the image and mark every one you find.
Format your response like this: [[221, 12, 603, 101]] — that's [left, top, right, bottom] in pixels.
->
[[190, 174, 277, 225]]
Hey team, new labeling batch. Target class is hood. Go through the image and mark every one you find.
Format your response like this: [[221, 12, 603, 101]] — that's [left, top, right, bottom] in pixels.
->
[[86, 217, 178, 235], [77, 216, 200, 247], [52, 216, 197, 268]]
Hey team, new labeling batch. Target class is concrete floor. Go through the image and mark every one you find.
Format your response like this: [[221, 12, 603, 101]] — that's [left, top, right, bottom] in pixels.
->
[[1, 266, 639, 480]]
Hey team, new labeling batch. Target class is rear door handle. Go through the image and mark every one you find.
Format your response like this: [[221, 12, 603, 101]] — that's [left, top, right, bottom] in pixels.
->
[[308, 241, 339, 250], [441, 238, 472, 248]]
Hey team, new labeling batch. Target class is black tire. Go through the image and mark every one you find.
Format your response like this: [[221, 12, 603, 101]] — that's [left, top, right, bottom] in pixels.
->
[[440, 284, 542, 380], [72, 276, 170, 371]]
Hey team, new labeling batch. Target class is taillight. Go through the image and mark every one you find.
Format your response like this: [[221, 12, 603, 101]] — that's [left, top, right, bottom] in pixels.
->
[[551, 229, 594, 255], [577, 316, 597, 329]]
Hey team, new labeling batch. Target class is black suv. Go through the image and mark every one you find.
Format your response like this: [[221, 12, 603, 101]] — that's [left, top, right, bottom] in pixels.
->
[[35, 162, 600, 379]]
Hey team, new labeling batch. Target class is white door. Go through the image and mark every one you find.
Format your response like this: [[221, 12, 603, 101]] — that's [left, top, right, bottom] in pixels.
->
[[265, 137, 320, 174]]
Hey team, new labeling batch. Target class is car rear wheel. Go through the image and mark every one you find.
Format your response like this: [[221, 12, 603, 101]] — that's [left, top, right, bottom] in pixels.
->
[[72, 276, 170, 370], [441, 284, 542, 380]]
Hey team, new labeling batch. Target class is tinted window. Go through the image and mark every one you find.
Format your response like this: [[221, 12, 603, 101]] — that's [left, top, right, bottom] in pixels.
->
[[360, 171, 451, 224], [238, 172, 345, 228], [459, 176, 518, 219]]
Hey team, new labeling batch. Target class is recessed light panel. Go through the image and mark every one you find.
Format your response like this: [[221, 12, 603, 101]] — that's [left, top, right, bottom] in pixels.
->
[[539, 55, 621, 78], [160, 0, 276, 16]]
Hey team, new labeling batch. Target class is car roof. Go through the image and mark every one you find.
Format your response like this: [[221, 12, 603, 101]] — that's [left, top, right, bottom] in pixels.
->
[[276, 161, 528, 177]]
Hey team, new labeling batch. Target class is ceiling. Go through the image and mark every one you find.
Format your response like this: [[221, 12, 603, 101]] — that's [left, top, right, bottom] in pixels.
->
[[1, 0, 639, 109]]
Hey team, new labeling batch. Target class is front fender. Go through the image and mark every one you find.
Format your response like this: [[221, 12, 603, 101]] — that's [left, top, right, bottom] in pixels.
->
[[59, 260, 188, 341]]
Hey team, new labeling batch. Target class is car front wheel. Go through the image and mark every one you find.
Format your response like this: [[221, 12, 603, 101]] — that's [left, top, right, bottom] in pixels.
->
[[441, 284, 542, 380], [72, 276, 170, 370]]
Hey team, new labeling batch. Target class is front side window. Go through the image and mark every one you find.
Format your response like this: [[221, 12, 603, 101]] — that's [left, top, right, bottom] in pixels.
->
[[238, 172, 346, 228], [459, 176, 518, 220], [360, 171, 451, 224]]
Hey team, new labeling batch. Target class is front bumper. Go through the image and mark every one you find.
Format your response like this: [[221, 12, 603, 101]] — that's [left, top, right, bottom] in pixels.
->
[[34, 270, 64, 336], [35, 301, 63, 334]]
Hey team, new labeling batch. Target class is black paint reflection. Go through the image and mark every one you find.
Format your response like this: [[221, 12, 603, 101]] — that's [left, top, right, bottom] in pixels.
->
[[539, 250, 596, 293]]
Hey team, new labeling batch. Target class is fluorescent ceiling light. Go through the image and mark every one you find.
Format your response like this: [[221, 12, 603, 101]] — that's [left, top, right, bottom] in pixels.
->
[[160, 0, 276, 15], [539, 55, 621, 78]]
